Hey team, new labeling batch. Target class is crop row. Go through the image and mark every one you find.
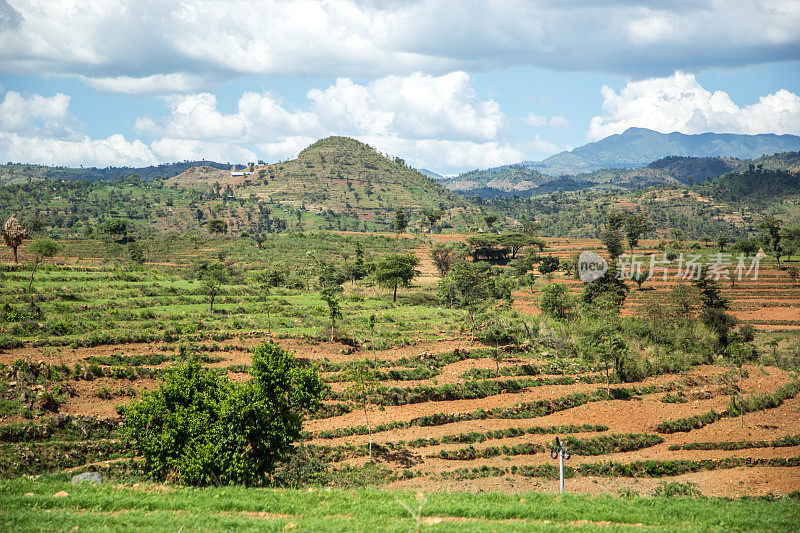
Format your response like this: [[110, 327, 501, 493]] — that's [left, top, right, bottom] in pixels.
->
[[404, 424, 608, 448], [309, 385, 663, 435], [325, 374, 605, 407], [669, 434, 800, 451], [655, 381, 800, 433], [433, 433, 662, 460]]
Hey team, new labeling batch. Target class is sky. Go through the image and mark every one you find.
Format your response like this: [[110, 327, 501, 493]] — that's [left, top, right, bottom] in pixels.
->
[[0, 1, 798, 176]]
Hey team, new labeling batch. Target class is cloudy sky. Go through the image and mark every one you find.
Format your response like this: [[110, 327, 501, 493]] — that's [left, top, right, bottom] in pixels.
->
[[0, 0, 798, 175]]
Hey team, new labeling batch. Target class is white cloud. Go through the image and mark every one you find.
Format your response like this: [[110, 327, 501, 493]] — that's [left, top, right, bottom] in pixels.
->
[[135, 71, 518, 172], [308, 72, 504, 141], [0, 1, 797, 93], [0, 89, 157, 166], [526, 113, 570, 129], [0, 132, 157, 167], [0, 91, 80, 139], [82, 73, 208, 95], [149, 138, 257, 164], [589, 71, 800, 140], [0, 72, 546, 173], [525, 114, 548, 127], [360, 136, 524, 175]]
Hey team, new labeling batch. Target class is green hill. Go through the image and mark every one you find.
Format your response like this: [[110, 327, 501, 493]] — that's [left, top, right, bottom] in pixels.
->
[[168, 136, 476, 228], [700, 165, 800, 206], [439, 165, 550, 192]]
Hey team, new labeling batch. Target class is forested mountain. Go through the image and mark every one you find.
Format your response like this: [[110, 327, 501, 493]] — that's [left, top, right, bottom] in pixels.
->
[[168, 136, 468, 219], [700, 165, 800, 207], [527, 128, 800, 176], [438, 165, 551, 192]]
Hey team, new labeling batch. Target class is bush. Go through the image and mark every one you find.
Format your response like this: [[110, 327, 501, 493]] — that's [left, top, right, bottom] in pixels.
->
[[653, 481, 701, 497], [124, 342, 325, 486]]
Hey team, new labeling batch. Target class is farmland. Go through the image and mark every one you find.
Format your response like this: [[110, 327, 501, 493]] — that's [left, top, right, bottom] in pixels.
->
[[2, 231, 799, 504]]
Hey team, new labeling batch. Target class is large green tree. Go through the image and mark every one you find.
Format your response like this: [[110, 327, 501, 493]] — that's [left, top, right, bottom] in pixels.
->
[[438, 261, 493, 340], [374, 253, 419, 302], [124, 342, 325, 486]]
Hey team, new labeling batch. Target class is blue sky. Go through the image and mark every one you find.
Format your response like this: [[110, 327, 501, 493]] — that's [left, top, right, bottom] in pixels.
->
[[0, 1, 798, 175]]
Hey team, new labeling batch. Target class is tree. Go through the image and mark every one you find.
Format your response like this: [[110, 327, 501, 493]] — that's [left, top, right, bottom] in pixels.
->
[[394, 209, 408, 233], [539, 282, 573, 319], [100, 218, 129, 243], [624, 214, 651, 252], [345, 361, 379, 460], [580, 266, 629, 310], [759, 215, 783, 265], [483, 214, 498, 231], [252, 232, 266, 249], [438, 261, 493, 340], [788, 265, 799, 285], [374, 254, 419, 302], [668, 283, 701, 322], [1, 214, 27, 263], [601, 228, 625, 260], [421, 209, 443, 232], [254, 269, 275, 337], [717, 236, 728, 252], [124, 342, 325, 486], [27, 239, 59, 292], [320, 285, 343, 341], [498, 233, 544, 259], [607, 211, 625, 231], [208, 219, 228, 234], [732, 238, 758, 257], [580, 318, 626, 395], [693, 267, 729, 310], [537, 255, 560, 275], [430, 243, 453, 277], [632, 268, 649, 290], [196, 261, 228, 312]]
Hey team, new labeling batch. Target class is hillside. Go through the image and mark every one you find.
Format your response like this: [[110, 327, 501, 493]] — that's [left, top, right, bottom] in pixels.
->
[[528, 128, 800, 176], [447, 150, 800, 199], [0, 161, 231, 185], [700, 165, 800, 206], [438, 165, 551, 192], [648, 156, 741, 184], [168, 136, 472, 225]]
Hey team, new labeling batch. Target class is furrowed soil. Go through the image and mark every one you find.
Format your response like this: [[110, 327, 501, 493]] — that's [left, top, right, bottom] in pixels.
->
[[2, 237, 799, 499]]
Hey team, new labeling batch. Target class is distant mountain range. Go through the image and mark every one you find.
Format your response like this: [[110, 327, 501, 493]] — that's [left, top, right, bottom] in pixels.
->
[[0, 161, 231, 184], [526, 127, 800, 176], [439, 128, 800, 197]]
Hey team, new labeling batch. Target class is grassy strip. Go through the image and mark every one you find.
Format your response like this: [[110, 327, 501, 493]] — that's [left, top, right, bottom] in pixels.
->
[[655, 381, 800, 434], [669, 434, 800, 451], [2, 478, 800, 532]]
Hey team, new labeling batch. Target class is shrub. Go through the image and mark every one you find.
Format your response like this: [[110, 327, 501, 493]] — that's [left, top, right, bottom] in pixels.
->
[[124, 342, 325, 486], [653, 481, 701, 497]]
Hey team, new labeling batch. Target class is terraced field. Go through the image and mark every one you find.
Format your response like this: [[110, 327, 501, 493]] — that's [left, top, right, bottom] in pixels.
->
[[1, 235, 799, 498]]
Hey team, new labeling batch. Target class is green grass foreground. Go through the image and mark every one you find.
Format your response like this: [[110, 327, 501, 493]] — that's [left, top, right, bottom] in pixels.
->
[[2, 477, 799, 532]]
